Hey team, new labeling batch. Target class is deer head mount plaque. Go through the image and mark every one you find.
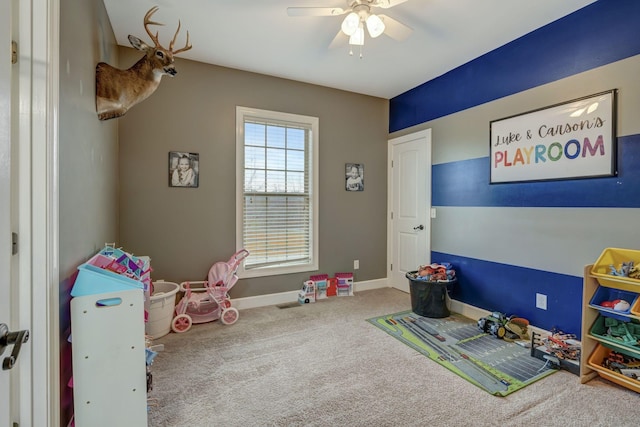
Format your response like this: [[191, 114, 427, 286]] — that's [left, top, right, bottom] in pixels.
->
[[95, 6, 192, 121]]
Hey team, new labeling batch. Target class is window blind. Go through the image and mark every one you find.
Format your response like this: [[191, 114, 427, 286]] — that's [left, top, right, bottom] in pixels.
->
[[242, 119, 312, 269]]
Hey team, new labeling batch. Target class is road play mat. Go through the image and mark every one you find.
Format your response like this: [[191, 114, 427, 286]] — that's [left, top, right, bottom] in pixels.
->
[[367, 311, 556, 396]]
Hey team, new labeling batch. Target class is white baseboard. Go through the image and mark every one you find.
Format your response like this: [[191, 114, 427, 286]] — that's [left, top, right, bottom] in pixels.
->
[[232, 280, 551, 336], [232, 278, 389, 311], [450, 299, 488, 320], [354, 278, 389, 292], [450, 298, 550, 337], [232, 290, 299, 311]]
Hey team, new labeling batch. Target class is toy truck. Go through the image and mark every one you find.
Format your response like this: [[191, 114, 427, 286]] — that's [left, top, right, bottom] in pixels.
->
[[477, 311, 508, 338], [298, 280, 316, 304]]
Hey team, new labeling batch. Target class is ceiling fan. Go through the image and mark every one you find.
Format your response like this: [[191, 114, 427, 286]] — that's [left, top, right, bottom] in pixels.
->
[[287, 0, 413, 56]]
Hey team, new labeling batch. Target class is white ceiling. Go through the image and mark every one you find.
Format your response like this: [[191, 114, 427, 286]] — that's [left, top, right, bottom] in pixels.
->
[[102, 0, 597, 99]]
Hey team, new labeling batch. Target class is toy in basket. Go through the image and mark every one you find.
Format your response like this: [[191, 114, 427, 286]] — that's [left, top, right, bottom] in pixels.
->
[[171, 249, 249, 333]]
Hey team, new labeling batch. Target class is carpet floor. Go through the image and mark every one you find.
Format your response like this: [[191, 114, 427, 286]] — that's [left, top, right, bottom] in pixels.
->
[[147, 287, 639, 426]]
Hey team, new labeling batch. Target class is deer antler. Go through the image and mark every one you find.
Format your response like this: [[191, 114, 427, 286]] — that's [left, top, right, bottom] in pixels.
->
[[144, 6, 164, 48], [169, 20, 193, 54]]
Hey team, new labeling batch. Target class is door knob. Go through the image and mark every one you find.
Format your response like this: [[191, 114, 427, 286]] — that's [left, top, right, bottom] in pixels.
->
[[413, 224, 424, 231], [0, 323, 30, 370]]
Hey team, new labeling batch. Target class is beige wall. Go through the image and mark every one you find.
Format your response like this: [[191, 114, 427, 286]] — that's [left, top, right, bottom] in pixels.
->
[[59, 0, 119, 280], [58, 0, 119, 424], [118, 49, 389, 297]]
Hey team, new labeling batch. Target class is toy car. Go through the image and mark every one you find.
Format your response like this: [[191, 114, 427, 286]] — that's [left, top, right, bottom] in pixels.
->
[[477, 311, 507, 338]]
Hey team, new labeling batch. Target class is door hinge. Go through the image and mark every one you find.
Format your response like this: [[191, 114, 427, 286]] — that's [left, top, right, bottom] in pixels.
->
[[11, 41, 17, 64], [390, 263, 393, 271], [390, 212, 393, 220], [12, 232, 18, 255]]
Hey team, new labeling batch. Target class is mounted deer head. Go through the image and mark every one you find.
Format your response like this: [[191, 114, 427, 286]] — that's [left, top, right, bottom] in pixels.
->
[[95, 6, 192, 121]]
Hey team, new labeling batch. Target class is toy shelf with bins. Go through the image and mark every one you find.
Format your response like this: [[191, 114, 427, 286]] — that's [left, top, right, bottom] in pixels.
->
[[580, 262, 640, 393]]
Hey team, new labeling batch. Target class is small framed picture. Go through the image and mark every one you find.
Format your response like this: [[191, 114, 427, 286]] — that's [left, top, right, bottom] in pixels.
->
[[169, 151, 199, 188], [345, 163, 364, 191]]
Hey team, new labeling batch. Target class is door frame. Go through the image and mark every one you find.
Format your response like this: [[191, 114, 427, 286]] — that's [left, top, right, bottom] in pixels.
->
[[15, 0, 60, 425], [1, 1, 14, 422], [387, 129, 432, 291]]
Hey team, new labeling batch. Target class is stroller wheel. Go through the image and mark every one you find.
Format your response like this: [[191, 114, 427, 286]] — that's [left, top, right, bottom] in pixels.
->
[[220, 307, 239, 325], [172, 314, 193, 333]]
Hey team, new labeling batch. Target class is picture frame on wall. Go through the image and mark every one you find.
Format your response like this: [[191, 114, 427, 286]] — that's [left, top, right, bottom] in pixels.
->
[[489, 89, 616, 184], [345, 163, 364, 191], [169, 151, 199, 188]]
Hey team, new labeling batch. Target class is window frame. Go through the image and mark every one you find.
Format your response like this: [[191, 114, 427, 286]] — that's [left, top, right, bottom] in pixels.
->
[[236, 106, 319, 278]]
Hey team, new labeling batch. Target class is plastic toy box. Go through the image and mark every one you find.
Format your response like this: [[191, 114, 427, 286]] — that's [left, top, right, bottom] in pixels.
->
[[589, 315, 640, 350], [591, 248, 640, 291], [146, 281, 180, 339], [71, 263, 144, 297], [406, 271, 455, 318], [589, 285, 638, 321], [587, 343, 640, 393]]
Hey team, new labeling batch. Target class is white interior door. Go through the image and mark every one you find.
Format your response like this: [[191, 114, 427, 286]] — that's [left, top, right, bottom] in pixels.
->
[[388, 129, 432, 292]]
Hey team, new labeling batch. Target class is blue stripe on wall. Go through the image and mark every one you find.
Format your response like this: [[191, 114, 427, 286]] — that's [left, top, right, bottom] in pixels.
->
[[390, 0, 640, 132], [432, 251, 583, 335], [432, 134, 640, 207]]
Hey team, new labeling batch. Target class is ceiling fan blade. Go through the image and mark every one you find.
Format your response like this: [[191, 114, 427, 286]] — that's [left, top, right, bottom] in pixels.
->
[[378, 14, 412, 41], [287, 7, 346, 17], [375, 0, 409, 9]]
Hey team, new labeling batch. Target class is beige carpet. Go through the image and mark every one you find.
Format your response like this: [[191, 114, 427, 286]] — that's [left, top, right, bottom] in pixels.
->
[[147, 288, 638, 426]]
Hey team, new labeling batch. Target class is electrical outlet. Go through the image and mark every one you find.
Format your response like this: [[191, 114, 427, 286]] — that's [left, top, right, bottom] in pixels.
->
[[354, 260, 359, 270], [536, 293, 547, 310], [430, 208, 437, 218]]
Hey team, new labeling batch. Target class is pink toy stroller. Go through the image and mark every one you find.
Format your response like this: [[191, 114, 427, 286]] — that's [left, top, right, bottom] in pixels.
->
[[171, 249, 249, 333]]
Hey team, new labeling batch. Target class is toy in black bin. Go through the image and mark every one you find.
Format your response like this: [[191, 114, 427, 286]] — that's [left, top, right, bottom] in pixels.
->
[[406, 263, 456, 318]]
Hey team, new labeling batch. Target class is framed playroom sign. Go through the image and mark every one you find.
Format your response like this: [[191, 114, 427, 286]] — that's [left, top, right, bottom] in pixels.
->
[[490, 90, 616, 184]]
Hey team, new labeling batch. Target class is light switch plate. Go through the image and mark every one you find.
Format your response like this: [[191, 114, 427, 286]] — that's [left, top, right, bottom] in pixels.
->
[[536, 293, 547, 310]]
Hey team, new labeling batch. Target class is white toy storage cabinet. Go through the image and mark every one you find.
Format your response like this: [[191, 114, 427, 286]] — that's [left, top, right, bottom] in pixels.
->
[[70, 248, 151, 426]]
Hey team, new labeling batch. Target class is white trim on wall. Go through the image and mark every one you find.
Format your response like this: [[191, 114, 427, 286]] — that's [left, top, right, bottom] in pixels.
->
[[232, 278, 389, 310]]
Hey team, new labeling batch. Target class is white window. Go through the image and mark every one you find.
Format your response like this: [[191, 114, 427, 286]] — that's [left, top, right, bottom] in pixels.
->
[[236, 107, 319, 278]]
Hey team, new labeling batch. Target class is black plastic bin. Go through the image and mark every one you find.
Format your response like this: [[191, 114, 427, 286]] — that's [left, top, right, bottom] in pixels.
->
[[407, 271, 456, 318]]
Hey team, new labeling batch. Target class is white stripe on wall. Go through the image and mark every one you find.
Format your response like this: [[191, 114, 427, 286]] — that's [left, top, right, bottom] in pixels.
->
[[431, 206, 640, 276]]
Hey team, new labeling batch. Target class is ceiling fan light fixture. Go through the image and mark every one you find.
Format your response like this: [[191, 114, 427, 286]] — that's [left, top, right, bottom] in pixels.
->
[[366, 14, 385, 38], [341, 12, 360, 36], [349, 25, 365, 46]]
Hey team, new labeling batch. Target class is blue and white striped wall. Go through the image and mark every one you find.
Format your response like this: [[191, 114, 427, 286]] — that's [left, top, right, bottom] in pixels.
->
[[390, 0, 640, 335]]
